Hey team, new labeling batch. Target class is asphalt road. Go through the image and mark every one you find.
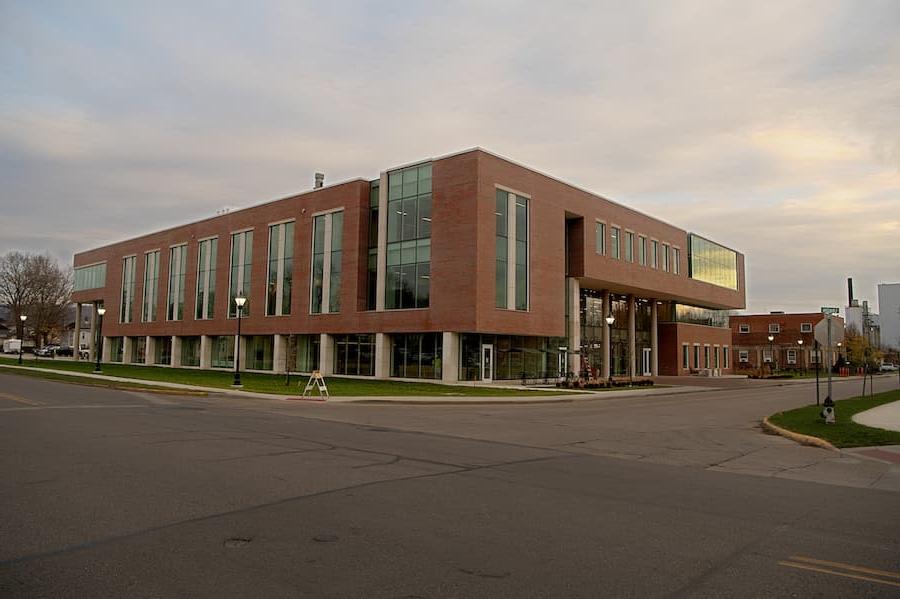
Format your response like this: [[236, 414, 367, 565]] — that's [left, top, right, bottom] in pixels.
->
[[1, 373, 899, 598]]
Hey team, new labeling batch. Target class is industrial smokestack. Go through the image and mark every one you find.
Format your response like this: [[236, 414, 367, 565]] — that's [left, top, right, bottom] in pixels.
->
[[314, 172, 325, 189], [848, 277, 854, 306]]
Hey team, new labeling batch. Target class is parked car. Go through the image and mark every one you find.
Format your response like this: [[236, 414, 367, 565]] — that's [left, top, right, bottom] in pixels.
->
[[55, 346, 74, 357], [35, 346, 56, 357], [881, 362, 898, 372]]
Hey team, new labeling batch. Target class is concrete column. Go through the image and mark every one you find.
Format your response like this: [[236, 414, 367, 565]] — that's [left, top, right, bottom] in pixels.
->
[[272, 334, 286, 374], [375, 333, 391, 379], [567, 277, 580, 377], [145, 336, 155, 365], [627, 295, 636, 377], [101, 337, 112, 362], [199, 335, 212, 369], [650, 300, 659, 376], [375, 172, 388, 311], [441, 332, 459, 383], [122, 336, 133, 364], [89, 303, 98, 362], [74, 303, 82, 360], [601, 290, 611, 380], [171, 336, 182, 367], [319, 333, 334, 375]]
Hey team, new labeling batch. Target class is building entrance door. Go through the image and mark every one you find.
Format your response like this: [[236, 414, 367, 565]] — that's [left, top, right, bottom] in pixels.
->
[[642, 348, 652, 376], [481, 344, 493, 382]]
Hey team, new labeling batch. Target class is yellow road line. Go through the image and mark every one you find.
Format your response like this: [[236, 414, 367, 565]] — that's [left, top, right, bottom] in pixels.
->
[[790, 555, 900, 580], [0, 391, 42, 406], [779, 561, 900, 588]]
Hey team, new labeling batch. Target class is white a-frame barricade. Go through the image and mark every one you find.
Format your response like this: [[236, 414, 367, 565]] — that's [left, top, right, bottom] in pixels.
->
[[301, 370, 329, 398]]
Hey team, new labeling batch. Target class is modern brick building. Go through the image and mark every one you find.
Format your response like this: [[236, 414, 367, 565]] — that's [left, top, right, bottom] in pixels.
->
[[71, 149, 746, 382], [729, 312, 844, 371]]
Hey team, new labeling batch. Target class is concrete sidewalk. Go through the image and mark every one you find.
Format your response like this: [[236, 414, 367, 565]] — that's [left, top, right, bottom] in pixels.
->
[[852, 399, 900, 432], [0, 363, 710, 404]]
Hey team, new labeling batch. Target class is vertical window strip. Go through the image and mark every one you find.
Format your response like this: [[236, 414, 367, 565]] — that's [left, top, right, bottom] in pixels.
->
[[625, 232, 634, 262], [329, 212, 342, 313], [651, 240, 659, 268], [266, 222, 294, 316], [638, 236, 646, 265], [142, 251, 159, 322], [167, 245, 186, 321], [596, 222, 606, 255], [610, 227, 620, 259], [228, 231, 253, 317], [196, 238, 217, 320], [495, 190, 508, 308], [385, 163, 431, 310], [120, 256, 135, 323], [311, 215, 325, 314], [673, 247, 680, 275], [514, 195, 528, 310], [310, 212, 343, 314]]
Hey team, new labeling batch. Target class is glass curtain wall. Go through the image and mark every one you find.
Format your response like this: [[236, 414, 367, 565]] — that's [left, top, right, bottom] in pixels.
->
[[459, 334, 566, 381], [292, 334, 320, 372], [211, 336, 235, 368], [391, 333, 442, 379], [246, 335, 274, 370], [181, 336, 201, 367], [154, 336, 172, 365], [334, 334, 375, 376], [109, 337, 124, 362], [366, 181, 379, 310], [386, 163, 431, 309], [132, 336, 146, 363]]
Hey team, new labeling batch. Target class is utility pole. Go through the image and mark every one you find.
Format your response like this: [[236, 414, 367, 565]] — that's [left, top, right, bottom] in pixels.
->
[[826, 313, 833, 403]]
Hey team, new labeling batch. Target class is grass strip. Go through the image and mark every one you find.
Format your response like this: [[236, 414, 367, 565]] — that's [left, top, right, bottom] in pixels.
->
[[0, 357, 565, 397], [768, 389, 900, 448]]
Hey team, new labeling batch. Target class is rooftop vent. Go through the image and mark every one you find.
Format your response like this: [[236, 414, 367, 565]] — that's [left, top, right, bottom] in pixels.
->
[[314, 172, 325, 189]]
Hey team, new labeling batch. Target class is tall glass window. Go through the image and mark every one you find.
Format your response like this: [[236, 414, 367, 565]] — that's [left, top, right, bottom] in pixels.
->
[[167, 245, 187, 321], [625, 232, 634, 262], [210, 335, 234, 368], [673, 247, 680, 275], [310, 211, 343, 314], [229, 230, 253, 317], [651, 240, 659, 269], [662, 244, 670, 273], [266, 221, 294, 316], [386, 163, 431, 310], [595, 222, 606, 255], [514, 195, 528, 310], [181, 336, 201, 367], [120, 256, 135, 323], [142, 250, 160, 322], [196, 237, 217, 319], [496, 188, 528, 311], [638, 235, 647, 266], [366, 181, 379, 310], [334, 334, 375, 376], [496, 191, 508, 308], [610, 227, 621, 259]]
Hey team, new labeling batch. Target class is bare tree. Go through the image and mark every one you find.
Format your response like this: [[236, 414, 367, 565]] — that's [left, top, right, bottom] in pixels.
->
[[0, 252, 35, 340], [0, 252, 72, 346], [28, 255, 73, 347]]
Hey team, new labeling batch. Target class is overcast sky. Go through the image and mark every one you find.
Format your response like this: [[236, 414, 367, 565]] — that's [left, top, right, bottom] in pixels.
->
[[1, 1, 898, 314]]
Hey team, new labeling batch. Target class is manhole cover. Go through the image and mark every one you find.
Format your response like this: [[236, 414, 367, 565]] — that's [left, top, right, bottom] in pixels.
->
[[224, 537, 252, 548]]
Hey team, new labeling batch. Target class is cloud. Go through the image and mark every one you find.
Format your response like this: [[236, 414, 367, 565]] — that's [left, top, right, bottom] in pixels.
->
[[1, 0, 899, 314]]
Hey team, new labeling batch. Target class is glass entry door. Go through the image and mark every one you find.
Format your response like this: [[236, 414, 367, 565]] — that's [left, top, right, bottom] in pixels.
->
[[481, 344, 493, 382], [642, 348, 652, 376]]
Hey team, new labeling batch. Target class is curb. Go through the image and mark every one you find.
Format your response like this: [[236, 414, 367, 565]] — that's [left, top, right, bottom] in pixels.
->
[[761, 416, 838, 452]]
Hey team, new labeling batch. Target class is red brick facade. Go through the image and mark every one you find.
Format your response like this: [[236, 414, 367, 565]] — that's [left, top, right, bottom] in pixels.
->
[[72, 149, 746, 380]]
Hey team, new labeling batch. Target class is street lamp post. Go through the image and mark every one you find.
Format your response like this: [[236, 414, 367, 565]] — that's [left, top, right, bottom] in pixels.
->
[[797, 339, 804, 375], [232, 294, 246, 387], [767, 334, 774, 375], [814, 339, 820, 406], [93, 307, 106, 373], [605, 314, 615, 387], [18, 314, 27, 365]]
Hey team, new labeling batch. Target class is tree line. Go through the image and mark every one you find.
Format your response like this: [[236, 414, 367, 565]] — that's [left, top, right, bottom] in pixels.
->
[[0, 251, 72, 348]]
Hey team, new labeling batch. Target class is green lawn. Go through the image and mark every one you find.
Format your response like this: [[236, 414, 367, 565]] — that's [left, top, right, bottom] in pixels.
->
[[0, 357, 566, 397], [768, 389, 900, 448]]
